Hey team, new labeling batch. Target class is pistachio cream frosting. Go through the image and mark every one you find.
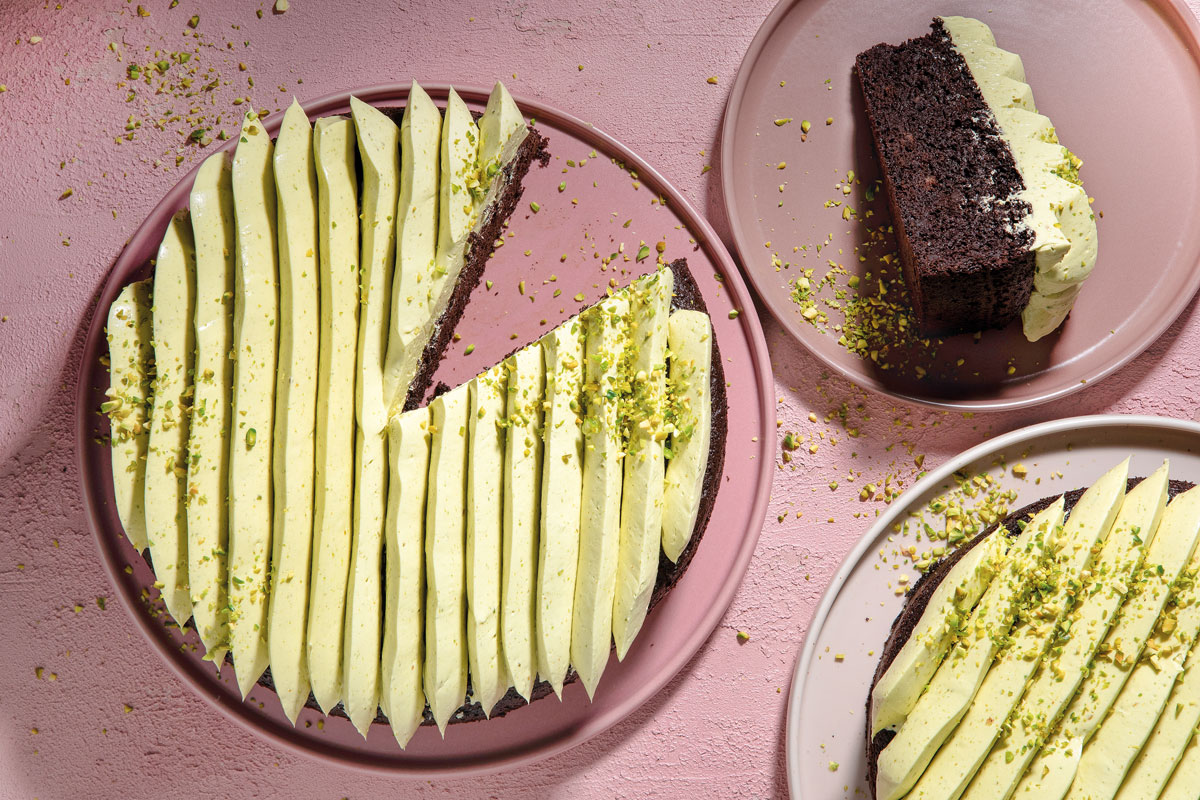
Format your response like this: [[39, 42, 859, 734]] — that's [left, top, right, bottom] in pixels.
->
[[941, 16, 1098, 342]]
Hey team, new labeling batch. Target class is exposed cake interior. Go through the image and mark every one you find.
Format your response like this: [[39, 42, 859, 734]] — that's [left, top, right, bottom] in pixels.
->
[[855, 18, 1097, 342], [104, 83, 727, 749]]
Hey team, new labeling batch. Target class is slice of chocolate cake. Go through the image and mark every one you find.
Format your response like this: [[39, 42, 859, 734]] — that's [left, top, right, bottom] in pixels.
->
[[856, 17, 1097, 342], [109, 75, 728, 749]]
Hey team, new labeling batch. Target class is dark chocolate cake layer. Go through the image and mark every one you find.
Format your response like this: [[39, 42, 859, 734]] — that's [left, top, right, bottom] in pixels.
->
[[855, 18, 1035, 337], [863, 478, 1193, 796]]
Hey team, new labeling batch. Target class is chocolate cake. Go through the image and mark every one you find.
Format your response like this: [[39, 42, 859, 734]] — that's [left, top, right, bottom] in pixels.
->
[[865, 476, 1193, 798], [856, 17, 1098, 342], [114, 76, 729, 743], [856, 19, 1034, 337], [395, 107, 550, 411]]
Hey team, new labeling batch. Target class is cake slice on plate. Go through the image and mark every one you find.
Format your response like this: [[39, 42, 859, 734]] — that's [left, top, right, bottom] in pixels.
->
[[856, 17, 1098, 342]]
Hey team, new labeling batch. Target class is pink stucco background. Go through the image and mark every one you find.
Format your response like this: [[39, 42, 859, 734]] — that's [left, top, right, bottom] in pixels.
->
[[4, 1, 1200, 798]]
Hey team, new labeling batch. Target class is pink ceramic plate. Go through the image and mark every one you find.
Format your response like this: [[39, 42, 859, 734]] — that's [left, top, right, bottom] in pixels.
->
[[722, 0, 1200, 410], [75, 84, 774, 776], [785, 414, 1200, 798]]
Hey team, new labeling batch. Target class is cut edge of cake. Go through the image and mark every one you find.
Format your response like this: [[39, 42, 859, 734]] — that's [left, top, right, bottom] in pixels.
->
[[855, 17, 1097, 343]]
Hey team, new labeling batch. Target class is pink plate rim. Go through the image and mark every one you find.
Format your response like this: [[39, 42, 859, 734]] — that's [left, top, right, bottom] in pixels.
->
[[719, 0, 1200, 412], [74, 82, 776, 777]]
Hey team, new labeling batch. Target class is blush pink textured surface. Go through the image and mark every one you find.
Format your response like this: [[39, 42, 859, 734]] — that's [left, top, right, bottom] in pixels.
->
[[2, 1, 1200, 798]]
